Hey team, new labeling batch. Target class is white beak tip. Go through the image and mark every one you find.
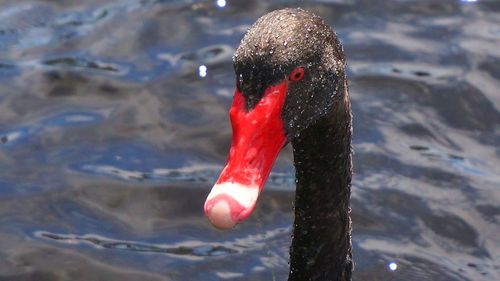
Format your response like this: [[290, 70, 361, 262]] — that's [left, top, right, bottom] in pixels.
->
[[206, 200, 237, 229], [204, 182, 260, 229]]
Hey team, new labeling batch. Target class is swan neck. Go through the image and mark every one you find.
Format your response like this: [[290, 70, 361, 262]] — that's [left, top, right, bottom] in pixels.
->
[[289, 90, 353, 281]]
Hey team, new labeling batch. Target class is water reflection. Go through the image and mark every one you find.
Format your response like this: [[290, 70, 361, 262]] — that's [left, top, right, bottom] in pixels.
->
[[216, 0, 227, 9], [198, 64, 208, 78]]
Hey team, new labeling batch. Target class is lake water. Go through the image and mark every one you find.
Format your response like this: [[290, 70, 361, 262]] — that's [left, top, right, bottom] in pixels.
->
[[0, 0, 499, 280]]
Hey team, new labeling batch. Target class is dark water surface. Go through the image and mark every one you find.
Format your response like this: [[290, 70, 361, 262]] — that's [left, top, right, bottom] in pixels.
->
[[0, 0, 499, 280]]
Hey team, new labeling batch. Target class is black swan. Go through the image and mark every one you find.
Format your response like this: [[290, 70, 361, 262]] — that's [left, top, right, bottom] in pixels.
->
[[204, 8, 353, 281]]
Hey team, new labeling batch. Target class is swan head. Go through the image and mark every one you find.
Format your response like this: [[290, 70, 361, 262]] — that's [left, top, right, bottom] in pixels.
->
[[204, 8, 346, 229], [234, 8, 346, 140]]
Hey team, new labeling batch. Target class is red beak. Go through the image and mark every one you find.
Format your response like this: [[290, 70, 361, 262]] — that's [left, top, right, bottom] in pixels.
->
[[204, 81, 288, 229]]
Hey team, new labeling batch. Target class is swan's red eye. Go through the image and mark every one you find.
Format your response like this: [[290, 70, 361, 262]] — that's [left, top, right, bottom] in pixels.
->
[[289, 66, 305, 81]]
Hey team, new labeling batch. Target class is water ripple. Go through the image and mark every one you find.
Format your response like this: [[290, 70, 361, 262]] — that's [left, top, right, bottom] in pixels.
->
[[35, 231, 237, 257], [0, 111, 104, 147], [34, 226, 291, 258], [43, 57, 124, 74], [76, 164, 295, 187]]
